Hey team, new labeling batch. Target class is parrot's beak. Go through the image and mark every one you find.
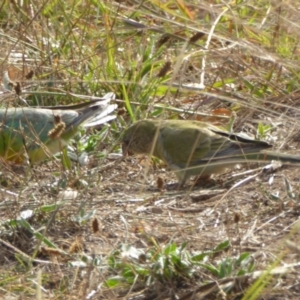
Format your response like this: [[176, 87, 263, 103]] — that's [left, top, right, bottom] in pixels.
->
[[122, 142, 133, 156], [122, 143, 128, 156]]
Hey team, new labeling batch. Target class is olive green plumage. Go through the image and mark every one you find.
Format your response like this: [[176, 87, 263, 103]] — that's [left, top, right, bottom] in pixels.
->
[[0, 95, 116, 164], [122, 119, 300, 186]]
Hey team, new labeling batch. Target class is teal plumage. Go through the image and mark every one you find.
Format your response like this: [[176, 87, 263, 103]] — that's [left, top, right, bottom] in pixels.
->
[[0, 94, 116, 163]]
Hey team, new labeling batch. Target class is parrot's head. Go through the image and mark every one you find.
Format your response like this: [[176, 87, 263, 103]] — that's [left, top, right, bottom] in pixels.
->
[[122, 120, 158, 156]]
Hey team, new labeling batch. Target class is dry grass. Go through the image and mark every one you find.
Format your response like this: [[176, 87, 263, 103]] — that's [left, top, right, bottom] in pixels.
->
[[1, 0, 300, 299]]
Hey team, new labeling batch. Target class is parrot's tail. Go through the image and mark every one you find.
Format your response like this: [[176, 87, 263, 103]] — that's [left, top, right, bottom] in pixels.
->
[[208, 141, 300, 164], [67, 93, 117, 129], [201, 150, 300, 166], [258, 151, 300, 163]]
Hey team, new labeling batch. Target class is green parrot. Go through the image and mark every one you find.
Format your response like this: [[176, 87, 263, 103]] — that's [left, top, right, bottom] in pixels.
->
[[122, 119, 300, 186], [0, 93, 117, 164]]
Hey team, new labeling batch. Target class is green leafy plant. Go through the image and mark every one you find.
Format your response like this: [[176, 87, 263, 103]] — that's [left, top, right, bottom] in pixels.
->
[[104, 240, 253, 290]]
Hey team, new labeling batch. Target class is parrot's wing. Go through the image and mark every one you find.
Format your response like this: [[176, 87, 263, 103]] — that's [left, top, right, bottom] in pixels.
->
[[0, 96, 117, 164], [187, 121, 272, 160], [1, 108, 60, 140], [157, 123, 232, 168], [0, 108, 70, 162], [209, 128, 271, 147]]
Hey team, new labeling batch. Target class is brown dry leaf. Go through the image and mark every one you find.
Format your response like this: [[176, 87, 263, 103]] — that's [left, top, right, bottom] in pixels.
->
[[157, 176, 164, 190]]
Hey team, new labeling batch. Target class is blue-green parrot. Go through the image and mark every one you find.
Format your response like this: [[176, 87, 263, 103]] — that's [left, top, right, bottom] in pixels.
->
[[0, 93, 117, 164]]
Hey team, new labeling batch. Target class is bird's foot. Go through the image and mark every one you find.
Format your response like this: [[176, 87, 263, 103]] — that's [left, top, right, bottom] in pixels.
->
[[193, 176, 223, 188], [165, 182, 185, 190]]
